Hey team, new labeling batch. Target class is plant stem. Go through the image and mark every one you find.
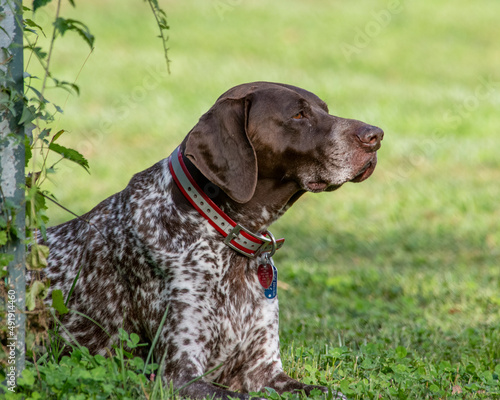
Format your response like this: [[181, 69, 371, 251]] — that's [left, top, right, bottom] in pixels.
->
[[30, 0, 62, 239]]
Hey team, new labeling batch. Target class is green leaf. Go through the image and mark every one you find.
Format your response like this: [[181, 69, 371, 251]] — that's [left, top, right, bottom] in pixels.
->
[[396, 346, 407, 359], [27, 85, 47, 103], [25, 45, 48, 60], [0, 214, 7, 229], [33, 0, 52, 12], [38, 128, 51, 143], [130, 333, 140, 346], [54, 104, 64, 113], [48, 142, 90, 173], [466, 363, 476, 374], [158, 21, 170, 30], [127, 369, 139, 381], [19, 105, 37, 125], [0, 230, 7, 246], [26, 244, 50, 270], [50, 129, 65, 144], [393, 363, 408, 373], [18, 368, 35, 386], [0, 253, 14, 269], [144, 362, 158, 374], [132, 356, 145, 371], [118, 328, 128, 341], [339, 380, 354, 395], [51, 78, 79, 96], [73, 368, 91, 380], [24, 18, 45, 35], [429, 384, 440, 392], [52, 289, 69, 315], [26, 280, 48, 311], [94, 354, 106, 365], [439, 360, 452, 372], [53, 18, 95, 49], [25, 135, 32, 166], [89, 366, 107, 381]]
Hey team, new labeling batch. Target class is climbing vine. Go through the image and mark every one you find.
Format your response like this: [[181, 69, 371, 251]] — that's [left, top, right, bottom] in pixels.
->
[[1, 0, 170, 372]]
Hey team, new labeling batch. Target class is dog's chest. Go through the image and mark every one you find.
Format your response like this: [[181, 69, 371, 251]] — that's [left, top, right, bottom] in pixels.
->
[[169, 239, 277, 313], [163, 241, 280, 355]]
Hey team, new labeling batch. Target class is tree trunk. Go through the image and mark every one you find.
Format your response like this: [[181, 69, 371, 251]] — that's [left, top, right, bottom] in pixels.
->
[[1, 0, 26, 382]]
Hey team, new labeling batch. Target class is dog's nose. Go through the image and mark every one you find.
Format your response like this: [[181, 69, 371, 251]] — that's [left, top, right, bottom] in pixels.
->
[[356, 125, 384, 151]]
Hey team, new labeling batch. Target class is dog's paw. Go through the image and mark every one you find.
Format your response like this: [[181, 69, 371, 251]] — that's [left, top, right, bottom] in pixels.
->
[[328, 387, 348, 400], [306, 385, 348, 400]]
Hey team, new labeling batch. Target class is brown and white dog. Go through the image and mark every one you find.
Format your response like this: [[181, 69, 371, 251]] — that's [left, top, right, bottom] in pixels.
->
[[41, 82, 383, 399]]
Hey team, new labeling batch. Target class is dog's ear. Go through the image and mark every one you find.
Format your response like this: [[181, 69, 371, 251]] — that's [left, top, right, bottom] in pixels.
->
[[184, 95, 257, 204]]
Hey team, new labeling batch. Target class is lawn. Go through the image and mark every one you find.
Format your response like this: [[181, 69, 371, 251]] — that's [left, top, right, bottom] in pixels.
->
[[9, 0, 500, 398]]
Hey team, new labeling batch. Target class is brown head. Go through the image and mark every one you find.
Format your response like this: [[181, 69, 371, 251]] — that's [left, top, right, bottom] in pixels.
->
[[183, 81, 383, 204]]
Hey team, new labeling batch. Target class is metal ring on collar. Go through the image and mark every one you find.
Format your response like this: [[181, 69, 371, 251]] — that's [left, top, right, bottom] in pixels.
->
[[264, 230, 277, 258]]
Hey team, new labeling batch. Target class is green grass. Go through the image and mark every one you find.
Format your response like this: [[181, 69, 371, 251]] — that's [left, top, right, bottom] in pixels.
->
[[14, 0, 500, 398]]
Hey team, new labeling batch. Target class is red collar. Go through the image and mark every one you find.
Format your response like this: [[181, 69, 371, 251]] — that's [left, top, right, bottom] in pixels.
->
[[168, 147, 284, 258]]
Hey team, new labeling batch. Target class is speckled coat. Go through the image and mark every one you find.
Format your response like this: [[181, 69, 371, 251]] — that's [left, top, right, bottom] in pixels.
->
[[41, 82, 382, 399]]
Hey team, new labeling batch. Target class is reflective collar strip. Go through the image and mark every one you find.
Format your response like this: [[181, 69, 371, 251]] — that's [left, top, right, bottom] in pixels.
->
[[168, 147, 284, 258]]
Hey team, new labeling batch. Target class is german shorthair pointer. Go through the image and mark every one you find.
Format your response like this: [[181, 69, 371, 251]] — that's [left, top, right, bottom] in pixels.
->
[[42, 82, 383, 399]]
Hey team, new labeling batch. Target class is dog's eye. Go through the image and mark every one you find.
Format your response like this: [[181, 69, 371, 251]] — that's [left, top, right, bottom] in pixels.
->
[[292, 111, 305, 120]]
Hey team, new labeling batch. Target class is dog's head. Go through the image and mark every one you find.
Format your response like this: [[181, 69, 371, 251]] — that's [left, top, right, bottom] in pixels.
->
[[183, 82, 383, 203]]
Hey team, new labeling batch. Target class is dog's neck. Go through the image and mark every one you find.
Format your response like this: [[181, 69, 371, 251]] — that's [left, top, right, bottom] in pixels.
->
[[227, 180, 306, 232], [181, 153, 305, 233]]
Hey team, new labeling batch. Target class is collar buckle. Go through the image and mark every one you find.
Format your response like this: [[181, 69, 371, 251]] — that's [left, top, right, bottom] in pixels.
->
[[224, 224, 258, 257], [224, 225, 280, 258]]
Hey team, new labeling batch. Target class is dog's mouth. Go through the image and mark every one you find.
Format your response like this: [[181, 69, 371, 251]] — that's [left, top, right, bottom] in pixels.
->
[[350, 155, 377, 183], [307, 181, 342, 193], [306, 181, 329, 192], [305, 154, 378, 192]]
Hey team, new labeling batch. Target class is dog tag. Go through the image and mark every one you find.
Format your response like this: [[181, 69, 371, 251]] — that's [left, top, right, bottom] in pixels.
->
[[257, 263, 274, 289], [257, 254, 278, 299], [264, 264, 278, 299]]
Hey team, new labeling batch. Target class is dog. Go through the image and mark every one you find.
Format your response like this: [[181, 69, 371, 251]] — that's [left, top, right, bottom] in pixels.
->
[[41, 82, 383, 399]]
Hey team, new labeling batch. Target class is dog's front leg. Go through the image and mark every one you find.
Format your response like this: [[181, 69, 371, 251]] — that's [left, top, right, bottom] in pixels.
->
[[206, 294, 347, 400], [145, 297, 262, 400]]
